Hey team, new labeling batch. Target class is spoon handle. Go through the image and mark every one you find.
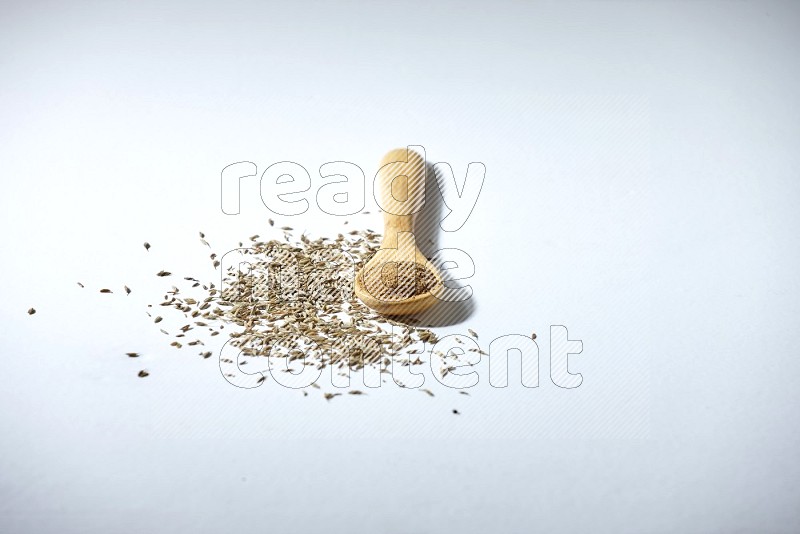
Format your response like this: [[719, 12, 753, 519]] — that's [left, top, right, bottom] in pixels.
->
[[378, 148, 426, 249]]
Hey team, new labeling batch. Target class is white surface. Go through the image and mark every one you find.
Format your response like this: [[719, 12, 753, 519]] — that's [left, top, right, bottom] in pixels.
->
[[1, 1, 799, 532]]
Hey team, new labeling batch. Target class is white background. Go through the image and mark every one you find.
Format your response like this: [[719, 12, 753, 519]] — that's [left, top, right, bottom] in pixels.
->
[[1, 1, 799, 532]]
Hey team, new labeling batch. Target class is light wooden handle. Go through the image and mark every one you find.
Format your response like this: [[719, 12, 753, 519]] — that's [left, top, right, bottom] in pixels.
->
[[378, 148, 426, 249]]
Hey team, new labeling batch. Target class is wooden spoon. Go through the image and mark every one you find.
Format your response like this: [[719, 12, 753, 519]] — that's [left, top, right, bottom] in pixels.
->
[[354, 148, 443, 316]]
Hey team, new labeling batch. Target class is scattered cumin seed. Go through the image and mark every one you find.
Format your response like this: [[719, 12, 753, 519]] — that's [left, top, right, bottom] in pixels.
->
[[27, 308, 36, 315], [420, 388, 435, 397], [77, 282, 84, 288], [100, 289, 112, 293], [144, 242, 151, 251], [124, 285, 131, 295], [126, 352, 140, 358], [138, 370, 149, 378], [452, 409, 460, 415], [139, 225, 442, 399], [156, 270, 171, 277], [468, 328, 478, 339]]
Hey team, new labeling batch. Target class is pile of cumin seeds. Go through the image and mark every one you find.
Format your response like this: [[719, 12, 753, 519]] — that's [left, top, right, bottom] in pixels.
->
[[361, 260, 436, 301], [150, 227, 447, 389]]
